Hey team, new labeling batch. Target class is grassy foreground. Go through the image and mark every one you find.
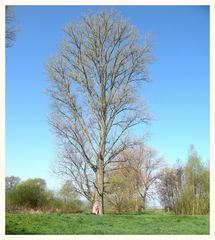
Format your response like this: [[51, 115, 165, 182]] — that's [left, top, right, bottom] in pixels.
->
[[6, 211, 209, 235]]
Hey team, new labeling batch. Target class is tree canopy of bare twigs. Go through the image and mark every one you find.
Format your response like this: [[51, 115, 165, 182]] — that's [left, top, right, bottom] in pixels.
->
[[131, 144, 166, 208], [104, 143, 165, 211], [46, 9, 153, 214], [106, 143, 165, 209], [6, 6, 17, 48], [5, 176, 21, 191]]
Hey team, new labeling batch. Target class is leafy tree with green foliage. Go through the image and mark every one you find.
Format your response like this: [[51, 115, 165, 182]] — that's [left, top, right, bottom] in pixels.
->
[[175, 146, 209, 214], [59, 180, 78, 202], [57, 180, 84, 213], [105, 167, 141, 212], [158, 146, 209, 215], [6, 178, 50, 209]]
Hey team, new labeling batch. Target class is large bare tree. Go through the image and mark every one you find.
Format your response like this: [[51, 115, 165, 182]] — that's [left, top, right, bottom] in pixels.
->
[[46, 10, 153, 214]]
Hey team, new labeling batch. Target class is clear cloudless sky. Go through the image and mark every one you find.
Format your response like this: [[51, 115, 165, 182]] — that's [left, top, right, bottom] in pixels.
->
[[6, 5, 209, 190]]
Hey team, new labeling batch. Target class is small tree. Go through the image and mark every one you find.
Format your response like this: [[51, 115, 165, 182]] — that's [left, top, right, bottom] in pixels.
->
[[59, 180, 78, 202], [57, 180, 84, 213], [105, 142, 164, 212], [105, 157, 141, 213], [5, 176, 21, 191], [131, 144, 165, 209], [176, 146, 209, 214], [157, 165, 183, 212]]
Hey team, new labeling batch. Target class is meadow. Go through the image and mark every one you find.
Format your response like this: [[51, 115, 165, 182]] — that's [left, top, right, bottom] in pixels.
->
[[6, 211, 209, 235]]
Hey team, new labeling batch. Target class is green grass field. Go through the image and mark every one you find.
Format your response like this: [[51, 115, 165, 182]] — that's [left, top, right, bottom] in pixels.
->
[[6, 211, 209, 235]]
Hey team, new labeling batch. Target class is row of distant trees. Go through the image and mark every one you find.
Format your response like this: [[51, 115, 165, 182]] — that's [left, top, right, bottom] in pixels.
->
[[6, 145, 209, 215], [5, 177, 86, 213]]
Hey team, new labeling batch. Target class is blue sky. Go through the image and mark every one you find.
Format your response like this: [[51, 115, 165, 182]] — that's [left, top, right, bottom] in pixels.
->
[[6, 6, 209, 190]]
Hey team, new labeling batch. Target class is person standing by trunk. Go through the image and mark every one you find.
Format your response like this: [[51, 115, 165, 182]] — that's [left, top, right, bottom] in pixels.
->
[[95, 204, 99, 215]]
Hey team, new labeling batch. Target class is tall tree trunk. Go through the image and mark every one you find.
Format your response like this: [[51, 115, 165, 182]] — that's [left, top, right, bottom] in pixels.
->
[[92, 163, 104, 214], [142, 194, 147, 210]]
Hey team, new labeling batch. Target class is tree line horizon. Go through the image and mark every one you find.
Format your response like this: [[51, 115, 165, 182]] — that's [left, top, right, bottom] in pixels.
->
[[6, 144, 209, 215]]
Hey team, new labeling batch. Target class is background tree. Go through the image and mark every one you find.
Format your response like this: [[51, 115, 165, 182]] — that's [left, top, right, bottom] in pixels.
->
[[104, 142, 164, 212], [105, 154, 141, 213], [157, 164, 183, 212], [6, 176, 21, 210], [58, 180, 78, 202], [6, 178, 50, 209], [5, 176, 21, 191], [131, 144, 165, 209], [55, 180, 85, 213], [47, 9, 153, 214], [6, 6, 17, 48], [176, 146, 209, 214], [157, 146, 209, 214], [6, 178, 86, 213]]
